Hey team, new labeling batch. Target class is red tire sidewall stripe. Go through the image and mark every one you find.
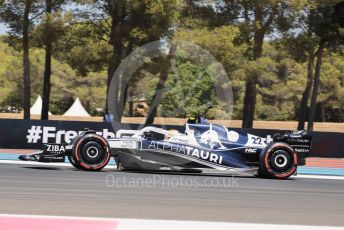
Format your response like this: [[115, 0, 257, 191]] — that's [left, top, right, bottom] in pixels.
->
[[74, 134, 110, 170], [80, 162, 91, 170], [264, 143, 297, 178]]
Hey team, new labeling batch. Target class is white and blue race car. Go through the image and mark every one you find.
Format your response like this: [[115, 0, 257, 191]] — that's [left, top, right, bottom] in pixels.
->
[[20, 123, 312, 179]]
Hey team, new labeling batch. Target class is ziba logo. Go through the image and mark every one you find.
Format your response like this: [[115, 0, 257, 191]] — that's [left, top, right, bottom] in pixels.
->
[[46, 144, 65, 153]]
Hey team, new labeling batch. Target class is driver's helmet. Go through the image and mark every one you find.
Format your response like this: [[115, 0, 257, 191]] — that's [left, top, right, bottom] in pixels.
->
[[187, 115, 198, 124], [187, 115, 208, 124]]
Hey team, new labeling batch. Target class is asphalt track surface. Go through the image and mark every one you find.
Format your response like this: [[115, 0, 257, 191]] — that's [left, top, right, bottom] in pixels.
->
[[1, 163, 344, 226]]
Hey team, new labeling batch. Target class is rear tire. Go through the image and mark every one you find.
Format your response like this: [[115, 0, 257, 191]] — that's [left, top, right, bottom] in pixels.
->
[[259, 143, 297, 179], [71, 133, 111, 171]]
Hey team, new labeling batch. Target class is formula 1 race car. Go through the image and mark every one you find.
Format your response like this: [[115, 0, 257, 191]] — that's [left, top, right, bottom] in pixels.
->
[[19, 123, 312, 179]]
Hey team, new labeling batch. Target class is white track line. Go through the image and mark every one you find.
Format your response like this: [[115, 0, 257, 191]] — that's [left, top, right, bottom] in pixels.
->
[[0, 215, 343, 230], [0, 160, 117, 169], [293, 174, 344, 180], [0, 160, 344, 180], [117, 219, 344, 230]]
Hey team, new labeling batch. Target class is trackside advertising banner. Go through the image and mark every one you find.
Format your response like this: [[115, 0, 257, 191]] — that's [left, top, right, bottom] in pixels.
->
[[0, 119, 343, 157], [0, 119, 181, 149]]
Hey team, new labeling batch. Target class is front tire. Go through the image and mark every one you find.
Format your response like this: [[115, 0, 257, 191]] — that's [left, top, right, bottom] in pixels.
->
[[259, 143, 298, 179], [68, 155, 83, 169], [71, 133, 111, 171]]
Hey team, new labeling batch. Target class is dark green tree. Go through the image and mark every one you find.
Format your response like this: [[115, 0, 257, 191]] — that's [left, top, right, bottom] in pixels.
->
[[237, 1, 297, 128], [180, 0, 302, 127], [0, 0, 43, 119], [289, 8, 318, 130], [308, 1, 344, 131], [145, 43, 177, 125], [76, 0, 180, 121], [53, 21, 111, 77], [33, 0, 67, 120]]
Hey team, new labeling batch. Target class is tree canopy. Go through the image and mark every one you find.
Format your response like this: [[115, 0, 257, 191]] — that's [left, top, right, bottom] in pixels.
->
[[0, 0, 343, 125]]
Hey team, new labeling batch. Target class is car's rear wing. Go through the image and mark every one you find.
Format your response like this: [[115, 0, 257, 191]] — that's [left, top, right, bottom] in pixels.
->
[[273, 130, 312, 165]]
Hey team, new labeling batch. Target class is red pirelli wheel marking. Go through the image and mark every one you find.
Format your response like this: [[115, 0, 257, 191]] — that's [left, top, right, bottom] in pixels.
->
[[263, 143, 297, 178], [74, 134, 110, 170]]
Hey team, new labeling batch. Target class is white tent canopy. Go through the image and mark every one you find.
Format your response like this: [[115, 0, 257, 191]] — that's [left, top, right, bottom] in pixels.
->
[[30, 95, 52, 115], [63, 97, 90, 117]]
